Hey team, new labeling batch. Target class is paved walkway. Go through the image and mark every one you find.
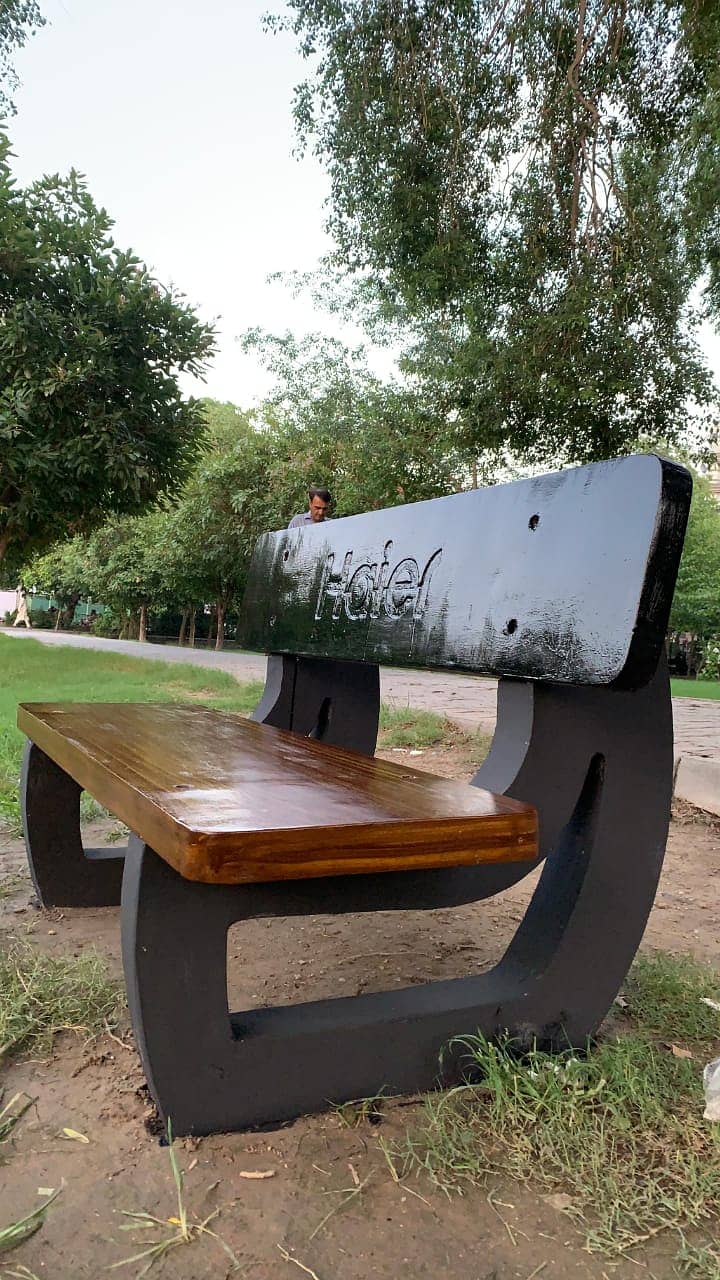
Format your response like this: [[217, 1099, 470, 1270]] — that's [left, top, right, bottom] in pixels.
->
[[3, 627, 718, 762]]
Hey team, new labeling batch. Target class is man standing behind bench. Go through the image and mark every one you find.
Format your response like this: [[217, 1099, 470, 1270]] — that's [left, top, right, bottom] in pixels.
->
[[288, 486, 332, 529]]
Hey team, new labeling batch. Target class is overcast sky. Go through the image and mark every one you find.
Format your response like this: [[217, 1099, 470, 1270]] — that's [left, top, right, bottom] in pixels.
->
[[9, 0, 353, 405], [8, 0, 720, 411]]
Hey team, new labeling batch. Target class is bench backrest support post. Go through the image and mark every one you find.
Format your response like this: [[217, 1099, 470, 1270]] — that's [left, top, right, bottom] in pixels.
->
[[252, 653, 379, 757]]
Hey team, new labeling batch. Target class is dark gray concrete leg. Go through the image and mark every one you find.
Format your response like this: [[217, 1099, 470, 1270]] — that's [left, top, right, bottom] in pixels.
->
[[20, 741, 125, 907], [252, 653, 380, 755], [120, 658, 674, 1135]]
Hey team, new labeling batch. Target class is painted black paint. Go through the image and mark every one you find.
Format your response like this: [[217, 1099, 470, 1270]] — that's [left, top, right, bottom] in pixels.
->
[[118, 656, 674, 1135], [19, 451, 692, 1135], [239, 454, 691, 687]]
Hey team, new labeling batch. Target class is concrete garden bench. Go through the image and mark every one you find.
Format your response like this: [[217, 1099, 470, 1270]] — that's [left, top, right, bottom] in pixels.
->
[[19, 452, 691, 1135]]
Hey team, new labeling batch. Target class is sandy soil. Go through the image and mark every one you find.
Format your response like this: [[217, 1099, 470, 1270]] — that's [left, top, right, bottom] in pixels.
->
[[0, 742, 718, 1280]]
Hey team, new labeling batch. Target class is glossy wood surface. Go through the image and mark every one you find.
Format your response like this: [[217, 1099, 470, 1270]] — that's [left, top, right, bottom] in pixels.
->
[[239, 454, 691, 687], [18, 703, 538, 885]]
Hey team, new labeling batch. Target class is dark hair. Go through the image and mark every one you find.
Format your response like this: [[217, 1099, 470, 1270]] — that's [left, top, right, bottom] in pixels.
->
[[308, 486, 332, 504]]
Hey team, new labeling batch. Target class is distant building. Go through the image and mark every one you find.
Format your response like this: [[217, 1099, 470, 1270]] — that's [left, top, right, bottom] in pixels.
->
[[0, 590, 15, 618]]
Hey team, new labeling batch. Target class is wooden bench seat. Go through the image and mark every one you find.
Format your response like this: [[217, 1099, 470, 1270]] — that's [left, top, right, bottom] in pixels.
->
[[17, 702, 537, 883]]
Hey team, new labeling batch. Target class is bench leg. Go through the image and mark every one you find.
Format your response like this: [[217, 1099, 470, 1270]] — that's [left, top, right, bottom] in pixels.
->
[[121, 660, 674, 1136], [20, 742, 125, 908], [253, 653, 380, 755], [121, 835, 240, 1134]]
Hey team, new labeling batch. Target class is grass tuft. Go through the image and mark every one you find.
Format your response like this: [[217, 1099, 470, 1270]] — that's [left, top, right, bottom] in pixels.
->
[[396, 952, 720, 1257], [0, 942, 121, 1060], [112, 1120, 239, 1277], [334, 1091, 389, 1128], [0, 1091, 34, 1144], [676, 1236, 720, 1279], [378, 704, 451, 749], [622, 951, 720, 1048]]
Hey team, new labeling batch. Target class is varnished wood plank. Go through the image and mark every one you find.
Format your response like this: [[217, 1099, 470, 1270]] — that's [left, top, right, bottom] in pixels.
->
[[18, 703, 537, 885], [238, 455, 691, 688]]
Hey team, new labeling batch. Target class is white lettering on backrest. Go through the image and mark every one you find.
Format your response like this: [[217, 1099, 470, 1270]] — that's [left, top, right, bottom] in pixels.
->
[[314, 544, 442, 623]]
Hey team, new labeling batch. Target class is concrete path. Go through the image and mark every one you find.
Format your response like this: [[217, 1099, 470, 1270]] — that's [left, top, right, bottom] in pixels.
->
[[4, 626, 717, 759]]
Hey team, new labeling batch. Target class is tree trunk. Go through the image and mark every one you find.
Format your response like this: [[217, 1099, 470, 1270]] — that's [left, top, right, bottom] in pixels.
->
[[138, 604, 148, 643], [54, 611, 62, 631], [58, 592, 80, 631], [207, 609, 216, 646], [188, 611, 196, 648], [178, 606, 190, 646], [215, 600, 225, 651]]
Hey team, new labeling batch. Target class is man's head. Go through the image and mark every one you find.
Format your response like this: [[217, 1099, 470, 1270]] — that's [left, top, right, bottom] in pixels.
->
[[308, 486, 332, 522]]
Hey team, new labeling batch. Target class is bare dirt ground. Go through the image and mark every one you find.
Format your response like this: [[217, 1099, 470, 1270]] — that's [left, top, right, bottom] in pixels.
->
[[1, 741, 719, 1280]]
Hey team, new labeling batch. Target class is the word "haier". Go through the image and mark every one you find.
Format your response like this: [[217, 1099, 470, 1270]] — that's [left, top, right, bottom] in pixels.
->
[[314, 541, 443, 623]]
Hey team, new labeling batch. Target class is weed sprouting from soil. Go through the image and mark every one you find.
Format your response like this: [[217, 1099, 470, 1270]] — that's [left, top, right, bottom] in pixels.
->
[[0, 1091, 34, 1144], [0, 1188, 61, 1257], [111, 1121, 239, 1277]]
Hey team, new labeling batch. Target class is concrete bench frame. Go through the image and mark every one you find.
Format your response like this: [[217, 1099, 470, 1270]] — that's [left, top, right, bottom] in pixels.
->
[[19, 453, 691, 1135]]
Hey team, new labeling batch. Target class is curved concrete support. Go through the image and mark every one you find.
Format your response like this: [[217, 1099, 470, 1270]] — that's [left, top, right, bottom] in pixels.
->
[[21, 741, 125, 908], [121, 660, 674, 1135], [252, 653, 380, 756]]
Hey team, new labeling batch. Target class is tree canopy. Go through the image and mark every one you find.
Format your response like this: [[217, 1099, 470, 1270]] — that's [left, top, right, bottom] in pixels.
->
[[241, 328, 469, 507], [0, 0, 44, 116], [669, 471, 720, 642], [270, 0, 720, 469], [0, 135, 216, 575]]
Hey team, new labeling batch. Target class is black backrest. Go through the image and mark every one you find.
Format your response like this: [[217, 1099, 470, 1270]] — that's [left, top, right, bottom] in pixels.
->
[[238, 454, 691, 688]]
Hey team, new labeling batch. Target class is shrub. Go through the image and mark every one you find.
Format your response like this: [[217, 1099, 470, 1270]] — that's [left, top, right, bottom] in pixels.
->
[[699, 635, 720, 681]]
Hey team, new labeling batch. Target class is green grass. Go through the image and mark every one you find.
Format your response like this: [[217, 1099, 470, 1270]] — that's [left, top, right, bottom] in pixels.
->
[[671, 679, 720, 700], [379, 704, 453, 748], [0, 941, 121, 1059], [623, 951, 720, 1045], [676, 1237, 720, 1279], [378, 703, 491, 763], [0, 633, 264, 833], [397, 951, 720, 1260]]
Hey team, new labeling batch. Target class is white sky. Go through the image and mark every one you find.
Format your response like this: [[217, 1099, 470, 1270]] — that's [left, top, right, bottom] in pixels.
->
[[9, 0, 366, 405], [8, 0, 720, 410]]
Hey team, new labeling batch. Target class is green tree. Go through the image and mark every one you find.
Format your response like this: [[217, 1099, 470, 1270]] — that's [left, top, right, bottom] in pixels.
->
[[24, 536, 94, 629], [241, 329, 470, 506], [680, 1, 720, 316], [0, 0, 44, 116], [669, 472, 720, 648], [270, 0, 719, 469], [82, 512, 172, 642], [0, 134, 215, 574], [175, 409, 284, 649]]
